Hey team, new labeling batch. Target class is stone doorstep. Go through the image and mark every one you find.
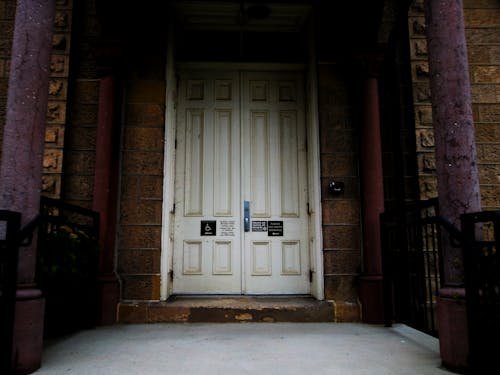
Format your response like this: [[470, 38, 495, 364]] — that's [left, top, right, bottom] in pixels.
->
[[118, 296, 336, 323]]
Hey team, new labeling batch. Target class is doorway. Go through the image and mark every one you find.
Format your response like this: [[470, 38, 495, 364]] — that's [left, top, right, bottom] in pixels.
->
[[172, 66, 310, 294]]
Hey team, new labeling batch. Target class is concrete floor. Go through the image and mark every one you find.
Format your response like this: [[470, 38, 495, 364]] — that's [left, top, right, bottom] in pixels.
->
[[32, 323, 458, 375]]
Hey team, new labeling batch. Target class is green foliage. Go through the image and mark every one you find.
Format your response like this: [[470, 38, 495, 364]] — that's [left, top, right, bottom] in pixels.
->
[[37, 224, 99, 286]]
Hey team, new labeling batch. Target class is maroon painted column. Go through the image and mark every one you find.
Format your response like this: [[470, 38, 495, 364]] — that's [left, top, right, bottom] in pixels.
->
[[424, 0, 481, 371], [0, 0, 55, 373], [92, 76, 121, 325], [358, 73, 385, 324]]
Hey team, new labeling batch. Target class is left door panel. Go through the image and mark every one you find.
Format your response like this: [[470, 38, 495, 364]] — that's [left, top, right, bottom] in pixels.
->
[[173, 70, 242, 294]]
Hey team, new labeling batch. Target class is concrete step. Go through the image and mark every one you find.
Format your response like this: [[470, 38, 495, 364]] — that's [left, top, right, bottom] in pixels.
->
[[118, 295, 335, 323]]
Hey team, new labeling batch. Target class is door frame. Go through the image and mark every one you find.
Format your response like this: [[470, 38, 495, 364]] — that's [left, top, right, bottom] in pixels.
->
[[160, 38, 323, 302]]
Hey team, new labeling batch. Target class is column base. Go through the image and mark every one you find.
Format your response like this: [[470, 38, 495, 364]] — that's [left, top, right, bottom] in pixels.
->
[[359, 274, 384, 324], [13, 288, 45, 375], [96, 273, 120, 325], [437, 287, 469, 373]]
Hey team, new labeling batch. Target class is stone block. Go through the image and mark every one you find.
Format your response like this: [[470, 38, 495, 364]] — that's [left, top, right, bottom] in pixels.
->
[[466, 29, 500, 45], [70, 103, 97, 125], [478, 143, 500, 162], [64, 175, 94, 200], [51, 33, 70, 54], [46, 101, 67, 124], [320, 153, 358, 177], [478, 104, 500, 122], [121, 175, 139, 199], [409, 17, 426, 37], [120, 199, 163, 225], [480, 185, 500, 209], [478, 164, 500, 185], [464, 9, 500, 27], [122, 151, 164, 175], [119, 225, 162, 249], [475, 123, 499, 143], [473, 66, 500, 84], [44, 125, 65, 147], [125, 103, 165, 127], [415, 129, 435, 150], [75, 79, 99, 103], [127, 80, 166, 103], [54, 10, 72, 30], [413, 83, 432, 103], [43, 149, 63, 172], [0, 20, 13, 39], [419, 176, 438, 200], [64, 150, 95, 175], [148, 306, 190, 323], [118, 248, 161, 274], [324, 275, 359, 302], [321, 200, 360, 225], [139, 175, 164, 200], [418, 153, 437, 172], [413, 62, 429, 80], [48, 78, 68, 99], [468, 44, 496, 65], [117, 303, 148, 323], [50, 55, 69, 77], [124, 127, 165, 151], [41, 174, 61, 197], [322, 224, 361, 250], [121, 275, 161, 300], [333, 301, 361, 322], [416, 106, 433, 126], [471, 84, 497, 103], [66, 126, 96, 150], [320, 129, 356, 154], [412, 40, 428, 58], [323, 249, 361, 275], [463, 0, 500, 8]]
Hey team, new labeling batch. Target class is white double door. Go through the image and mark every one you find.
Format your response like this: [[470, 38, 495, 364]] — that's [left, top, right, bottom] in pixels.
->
[[173, 68, 310, 294]]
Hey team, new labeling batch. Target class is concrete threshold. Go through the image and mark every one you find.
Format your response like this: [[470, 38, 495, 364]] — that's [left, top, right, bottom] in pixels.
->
[[118, 295, 335, 323]]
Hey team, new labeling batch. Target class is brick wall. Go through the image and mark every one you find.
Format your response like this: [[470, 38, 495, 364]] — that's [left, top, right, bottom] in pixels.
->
[[0, 0, 15, 164], [318, 65, 362, 315], [409, 0, 500, 210]]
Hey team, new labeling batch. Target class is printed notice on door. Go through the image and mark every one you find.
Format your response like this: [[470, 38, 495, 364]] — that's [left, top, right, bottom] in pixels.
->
[[220, 220, 236, 236], [252, 221, 267, 232], [268, 221, 284, 236]]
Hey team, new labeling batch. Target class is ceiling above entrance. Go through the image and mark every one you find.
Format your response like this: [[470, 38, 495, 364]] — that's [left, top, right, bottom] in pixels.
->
[[174, 1, 311, 32]]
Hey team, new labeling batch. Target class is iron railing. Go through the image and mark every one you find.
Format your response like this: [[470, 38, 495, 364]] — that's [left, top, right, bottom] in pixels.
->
[[381, 198, 443, 337], [462, 210, 499, 373], [37, 196, 100, 337]]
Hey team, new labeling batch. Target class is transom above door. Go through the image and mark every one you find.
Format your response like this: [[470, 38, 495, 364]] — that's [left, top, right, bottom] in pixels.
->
[[172, 67, 310, 294]]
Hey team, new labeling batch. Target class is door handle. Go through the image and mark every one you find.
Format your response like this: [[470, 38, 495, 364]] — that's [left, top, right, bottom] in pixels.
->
[[244, 201, 250, 232]]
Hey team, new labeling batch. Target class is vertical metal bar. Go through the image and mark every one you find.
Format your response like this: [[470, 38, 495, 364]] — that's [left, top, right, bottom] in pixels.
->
[[244, 201, 250, 232]]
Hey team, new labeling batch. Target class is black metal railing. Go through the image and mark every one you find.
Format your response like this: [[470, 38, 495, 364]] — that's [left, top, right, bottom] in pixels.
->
[[462, 210, 500, 373], [37, 196, 100, 337], [381, 198, 443, 337]]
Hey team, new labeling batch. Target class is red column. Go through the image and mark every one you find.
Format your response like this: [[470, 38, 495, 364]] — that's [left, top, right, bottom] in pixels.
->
[[424, 0, 481, 371], [358, 75, 385, 324], [92, 76, 120, 325], [0, 0, 55, 372]]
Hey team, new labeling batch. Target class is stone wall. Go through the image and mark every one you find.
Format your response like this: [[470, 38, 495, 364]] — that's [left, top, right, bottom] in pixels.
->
[[409, 0, 500, 210], [318, 64, 362, 320], [118, 78, 165, 301]]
